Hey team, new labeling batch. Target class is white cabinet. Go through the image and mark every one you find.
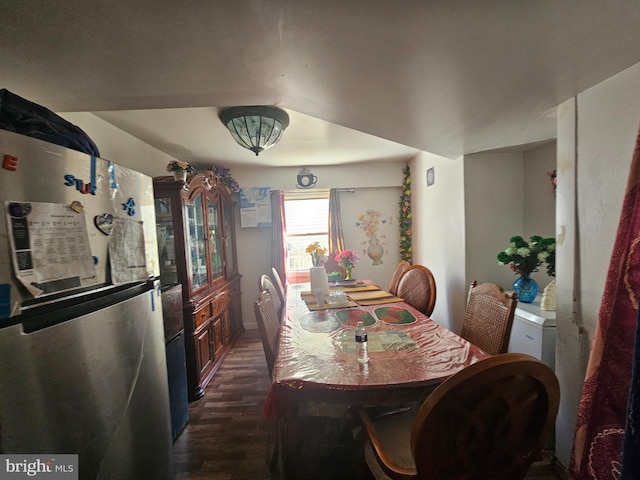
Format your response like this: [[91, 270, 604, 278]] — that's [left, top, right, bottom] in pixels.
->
[[507, 296, 556, 370]]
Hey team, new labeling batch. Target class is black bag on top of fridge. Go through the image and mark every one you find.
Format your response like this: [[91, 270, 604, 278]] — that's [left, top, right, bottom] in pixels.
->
[[0, 88, 100, 157]]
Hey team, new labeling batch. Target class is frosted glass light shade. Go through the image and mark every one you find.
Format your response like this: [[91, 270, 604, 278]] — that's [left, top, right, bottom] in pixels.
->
[[219, 106, 290, 155]]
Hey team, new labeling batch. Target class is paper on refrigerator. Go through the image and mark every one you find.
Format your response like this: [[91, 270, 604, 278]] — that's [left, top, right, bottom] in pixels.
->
[[4, 201, 98, 297]]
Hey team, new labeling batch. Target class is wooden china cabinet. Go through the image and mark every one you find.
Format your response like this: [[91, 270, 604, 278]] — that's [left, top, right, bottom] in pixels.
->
[[154, 171, 244, 401]]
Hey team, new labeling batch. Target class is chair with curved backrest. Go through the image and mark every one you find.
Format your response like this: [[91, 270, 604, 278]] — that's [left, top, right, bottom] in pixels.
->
[[350, 353, 560, 480], [253, 290, 280, 378], [460, 281, 518, 355], [259, 274, 283, 321], [395, 265, 437, 317], [388, 260, 410, 296], [271, 266, 286, 304]]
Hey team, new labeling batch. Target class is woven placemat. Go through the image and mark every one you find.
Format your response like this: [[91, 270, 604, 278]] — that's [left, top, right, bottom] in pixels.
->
[[347, 289, 394, 301], [357, 296, 404, 306], [339, 285, 380, 293]]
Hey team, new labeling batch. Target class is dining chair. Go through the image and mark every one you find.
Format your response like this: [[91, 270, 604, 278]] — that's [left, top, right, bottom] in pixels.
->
[[388, 260, 410, 296], [254, 290, 280, 378], [259, 274, 283, 321], [395, 264, 437, 317], [460, 281, 518, 355], [350, 353, 560, 480], [271, 266, 286, 304]]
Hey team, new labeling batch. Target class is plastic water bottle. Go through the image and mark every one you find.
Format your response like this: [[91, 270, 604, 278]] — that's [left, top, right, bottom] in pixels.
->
[[355, 321, 369, 364]]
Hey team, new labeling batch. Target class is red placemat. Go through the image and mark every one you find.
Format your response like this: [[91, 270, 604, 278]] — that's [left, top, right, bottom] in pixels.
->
[[335, 309, 376, 327], [373, 306, 416, 325]]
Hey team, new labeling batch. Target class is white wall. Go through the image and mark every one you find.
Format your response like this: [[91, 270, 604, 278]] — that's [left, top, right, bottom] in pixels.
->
[[464, 152, 525, 292], [523, 141, 557, 242], [555, 60, 640, 469], [339, 187, 401, 286], [59, 112, 177, 177], [463, 147, 556, 295], [409, 151, 467, 333]]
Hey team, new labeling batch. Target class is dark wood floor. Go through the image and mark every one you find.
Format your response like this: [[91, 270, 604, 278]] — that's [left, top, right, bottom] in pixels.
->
[[173, 329, 275, 479], [172, 328, 562, 480]]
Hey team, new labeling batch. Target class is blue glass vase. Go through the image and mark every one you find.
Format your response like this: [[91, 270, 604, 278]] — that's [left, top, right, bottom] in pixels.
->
[[513, 276, 539, 303]]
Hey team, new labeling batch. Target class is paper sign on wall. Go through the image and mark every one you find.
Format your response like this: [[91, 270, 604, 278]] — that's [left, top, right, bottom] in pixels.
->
[[240, 187, 272, 227]]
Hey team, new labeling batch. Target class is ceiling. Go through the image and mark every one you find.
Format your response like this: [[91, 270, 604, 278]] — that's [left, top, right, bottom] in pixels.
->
[[2, 1, 640, 169]]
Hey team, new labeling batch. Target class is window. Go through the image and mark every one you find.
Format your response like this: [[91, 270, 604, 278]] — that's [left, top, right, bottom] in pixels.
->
[[284, 192, 329, 274]]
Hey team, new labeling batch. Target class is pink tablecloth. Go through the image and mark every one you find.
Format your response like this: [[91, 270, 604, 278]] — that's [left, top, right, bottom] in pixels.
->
[[265, 282, 490, 418]]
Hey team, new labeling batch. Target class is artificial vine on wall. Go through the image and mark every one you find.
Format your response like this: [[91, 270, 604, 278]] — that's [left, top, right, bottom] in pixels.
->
[[399, 164, 412, 263]]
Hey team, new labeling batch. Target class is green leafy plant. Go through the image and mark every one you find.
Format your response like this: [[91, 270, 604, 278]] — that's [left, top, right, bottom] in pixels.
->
[[497, 235, 556, 277], [399, 164, 412, 263], [166, 160, 195, 174]]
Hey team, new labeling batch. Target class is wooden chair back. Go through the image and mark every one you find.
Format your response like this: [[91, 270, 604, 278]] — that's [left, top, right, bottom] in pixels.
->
[[253, 290, 280, 378], [271, 266, 286, 304], [259, 274, 283, 321], [460, 281, 518, 355], [411, 353, 560, 479], [352, 353, 560, 480], [396, 264, 437, 316], [388, 260, 410, 295]]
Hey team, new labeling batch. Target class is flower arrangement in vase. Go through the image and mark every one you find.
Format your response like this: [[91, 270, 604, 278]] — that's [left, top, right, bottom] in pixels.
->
[[334, 249, 360, 280], [496, 235, 556, 303], [305, 242, 328, 267], [167, 160, 195, 181]]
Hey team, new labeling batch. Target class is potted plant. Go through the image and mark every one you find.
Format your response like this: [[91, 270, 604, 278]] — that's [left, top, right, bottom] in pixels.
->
[[166, 160, 195, 182], [496, 235, 556, 303]]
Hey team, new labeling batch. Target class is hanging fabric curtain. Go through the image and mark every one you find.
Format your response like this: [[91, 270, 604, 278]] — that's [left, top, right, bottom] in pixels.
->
[[328, 189, 345, 256], [622, 306, 640, 478], [569, 125, 640, 478], [270, 190, 287, 284]]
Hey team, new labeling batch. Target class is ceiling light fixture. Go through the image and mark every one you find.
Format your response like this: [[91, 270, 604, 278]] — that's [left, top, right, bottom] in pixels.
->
[[219, 105, 290, 156]]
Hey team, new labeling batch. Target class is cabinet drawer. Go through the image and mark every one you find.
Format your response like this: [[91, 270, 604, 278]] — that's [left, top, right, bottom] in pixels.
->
[[193, 303, 212, 329], [211, 292, 229, 316]]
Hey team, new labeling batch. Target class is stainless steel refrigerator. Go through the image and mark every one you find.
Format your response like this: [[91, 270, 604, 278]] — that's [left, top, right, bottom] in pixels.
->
[[0, 129, 174, 479]]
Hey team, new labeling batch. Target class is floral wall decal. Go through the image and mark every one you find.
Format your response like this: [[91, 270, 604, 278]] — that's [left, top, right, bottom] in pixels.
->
[[356, 209, 388, 265]]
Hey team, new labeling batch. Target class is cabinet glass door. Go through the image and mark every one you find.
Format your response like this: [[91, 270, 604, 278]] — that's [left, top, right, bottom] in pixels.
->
[[187, 193, 208, 289], [207, 197, 223, 280], [155, 197, 178, 287], [222, 204, 236, 275]]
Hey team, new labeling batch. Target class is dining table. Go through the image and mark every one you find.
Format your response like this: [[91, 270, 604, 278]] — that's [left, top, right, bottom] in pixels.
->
[[265, 280, 490, 479]]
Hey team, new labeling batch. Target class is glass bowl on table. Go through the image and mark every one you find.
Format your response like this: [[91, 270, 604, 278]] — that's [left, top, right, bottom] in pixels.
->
[[326, 290, 348, 307]]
